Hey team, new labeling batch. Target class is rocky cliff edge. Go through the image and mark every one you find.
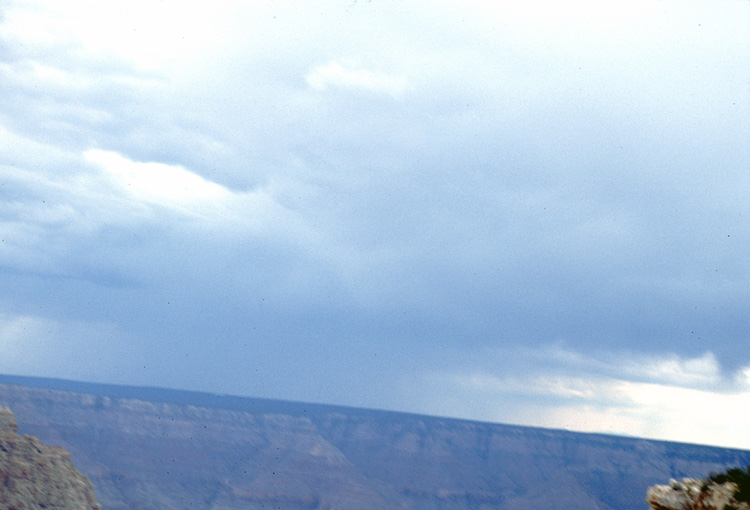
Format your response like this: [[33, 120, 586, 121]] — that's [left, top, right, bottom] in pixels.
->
[[647, 477, 749, 510], [0, 406, 101, 510]]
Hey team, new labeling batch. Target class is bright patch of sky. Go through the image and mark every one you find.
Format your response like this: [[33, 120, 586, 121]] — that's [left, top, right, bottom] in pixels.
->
[[86, 149, 231, 208], [306, 61, 410, 97], [0, 0, 748, 449], [415, 347, 750, 449]]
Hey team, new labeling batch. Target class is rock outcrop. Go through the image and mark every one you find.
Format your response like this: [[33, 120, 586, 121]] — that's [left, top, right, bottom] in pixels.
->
[[0, 406, 101, 510], [647, 477, 749, 510]]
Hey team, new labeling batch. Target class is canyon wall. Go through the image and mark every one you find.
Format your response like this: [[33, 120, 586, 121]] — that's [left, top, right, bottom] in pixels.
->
[[1, 376, 748, 510]]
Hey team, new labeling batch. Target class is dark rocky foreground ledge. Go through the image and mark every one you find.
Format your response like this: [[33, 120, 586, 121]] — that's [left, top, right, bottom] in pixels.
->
[[0, 406, 101, 510], [647, 475, 750, 510]]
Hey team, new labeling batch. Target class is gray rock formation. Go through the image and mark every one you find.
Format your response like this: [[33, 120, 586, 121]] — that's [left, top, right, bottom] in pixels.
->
[[646, 477, 750, 510], [0, 406, 101, 510]]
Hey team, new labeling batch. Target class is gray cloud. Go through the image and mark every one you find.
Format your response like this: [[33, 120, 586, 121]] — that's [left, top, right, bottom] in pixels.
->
[[0, 0, 748, 446]]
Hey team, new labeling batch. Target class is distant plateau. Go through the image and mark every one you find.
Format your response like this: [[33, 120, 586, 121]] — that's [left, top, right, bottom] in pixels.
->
[[0, 374, 748, 510]]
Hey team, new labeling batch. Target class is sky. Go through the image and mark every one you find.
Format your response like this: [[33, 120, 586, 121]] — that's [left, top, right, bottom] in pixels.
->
[[0, 0, 749, 449]]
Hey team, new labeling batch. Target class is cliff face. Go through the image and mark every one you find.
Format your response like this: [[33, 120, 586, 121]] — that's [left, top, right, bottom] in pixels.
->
[[1, 376, 749, 510], [0, 406, 101, 510], [646, 478, 750, 510]]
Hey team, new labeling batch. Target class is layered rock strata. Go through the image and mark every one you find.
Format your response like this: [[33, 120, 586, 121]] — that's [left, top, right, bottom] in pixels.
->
[[0, 406, 101, 510], [2, 377, 750, 510]]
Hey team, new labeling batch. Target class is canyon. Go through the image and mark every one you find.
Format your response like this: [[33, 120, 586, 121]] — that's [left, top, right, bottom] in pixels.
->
[[0, 374, 748, 510]]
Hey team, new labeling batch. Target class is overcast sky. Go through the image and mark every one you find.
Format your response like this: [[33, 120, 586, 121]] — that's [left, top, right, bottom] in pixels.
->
[[0, 0, 749, 449]]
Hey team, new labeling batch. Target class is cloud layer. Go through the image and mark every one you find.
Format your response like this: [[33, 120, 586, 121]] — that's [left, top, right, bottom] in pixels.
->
[[415, 347, 750, 449], [306, 61, 410, 97], [0, 0, 748, 448]]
